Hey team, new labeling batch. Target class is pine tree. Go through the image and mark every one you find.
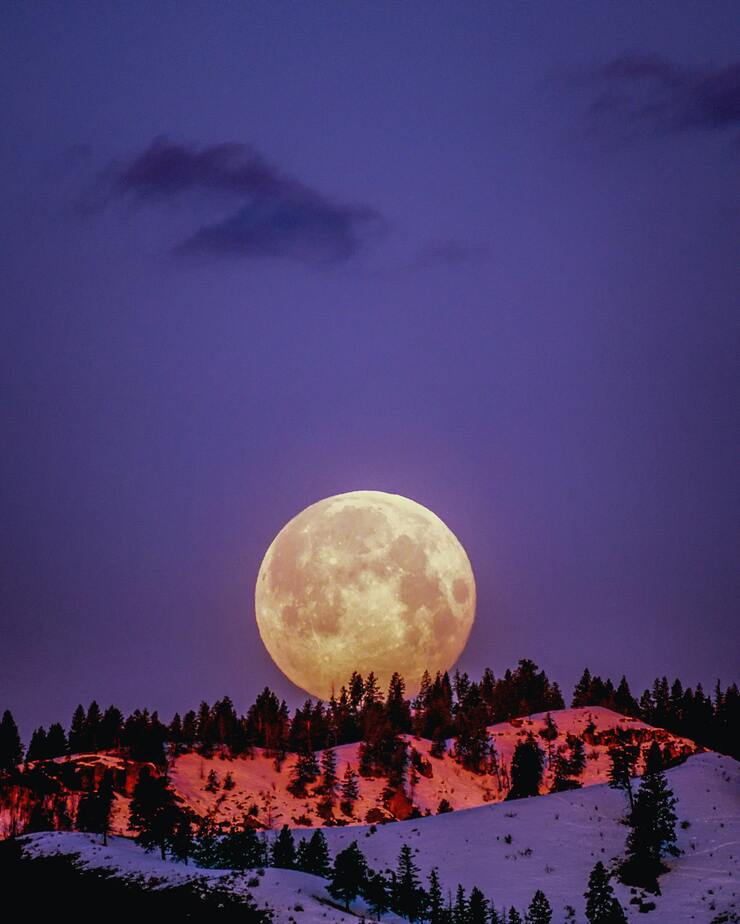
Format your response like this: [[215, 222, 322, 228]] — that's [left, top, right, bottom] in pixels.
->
[[468, 886, 489, 924], [453, 884, 467, 924], [77, 769, 116, 844], [614, 676, 638, 716], [26, 727, 48, 762], [68, 704, 87, 753], [395, 843, 426, 921], [46, 722, 68, 758], [223, 770, 235, 791], [525, 889, 552, 924], [288, 745, 320, 796], [363, 672, 382, 712], [620, 758, 679, 889], [508, 910, 523, 924], [567, 733, 586, 776], [364, 871, 391, 921], [301, 829, 331, 877], [607, 734, 639, 810], [169, 711, 183, 745], [192, 814, 221, 868], [572, 669, 593, 707], [271, 823, 296, 868], [507, 734, 544, 800], [427, 868, 446, 924], [86, 700, 102, 751], [100, 705, 124, 750], [327, 840, 368, 911], [585, 862, 627, 923], [387, 673, 412, 734], [128, 768, 185, 860], [539, 713, 559, 765], [219, 817, 263, 870], [0, 710, 23, 772], [182, 710, 198, 747], [320, 747, 338, 799], [170, 813, 193, 863], [550, 734, 586, 792], [204, 768, 219, 792], [340, 763, 360, 814]]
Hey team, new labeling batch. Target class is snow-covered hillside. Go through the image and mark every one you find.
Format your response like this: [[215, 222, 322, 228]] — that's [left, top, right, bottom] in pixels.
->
[[1, 707, 699, 840], [20, 750, 739, 922], [167, 707, 698, 830]]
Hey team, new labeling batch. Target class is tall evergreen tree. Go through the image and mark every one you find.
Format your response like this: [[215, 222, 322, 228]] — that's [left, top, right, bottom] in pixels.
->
[[99, 705, 124, 749], [607, 734, 639, 810], [68, 704, 88, 753], [614, 677, 638, 716], [46, 722, 68, 758], [507, 734, 544, 800], [0, 710, 23, 772], [571, 669, 593, 707], [128, 768, 185, 860], [364, 871, 391, 921], [86, 701, 102, 750], [182, 710, 198, 747], [387, 673, 412, 734], [288, 736, 320, 795], [26, 727, 48, 762], [340, 763, 360, 813], [427, 868, 446, 924], [169, 813, 194, 864], [191, 814, 221, 868], [219, 817, 263, 870], [584, 862, 627, 923], [319, 747, 339, 799], [453, 884, 467, 924], [328, 840, 368, 911], [394, 843, 426, 921], [300, 829, 331, 877], [76, 769, 116, 844], [550, 733, 586, 792], [525, 890, 552, 924], [468, 886, 488, 924], [620, 758, 679, 889], [271, 824, 296, 869]]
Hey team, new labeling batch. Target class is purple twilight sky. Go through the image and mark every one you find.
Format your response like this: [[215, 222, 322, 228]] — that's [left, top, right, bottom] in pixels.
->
[[1, 2, 738, 738]]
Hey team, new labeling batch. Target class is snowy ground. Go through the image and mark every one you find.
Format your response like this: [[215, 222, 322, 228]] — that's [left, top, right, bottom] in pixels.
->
[[21, 751, 740, 922]]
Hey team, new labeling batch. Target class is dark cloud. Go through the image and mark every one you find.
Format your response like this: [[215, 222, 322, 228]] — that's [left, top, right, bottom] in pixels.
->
[[583, 54, 740, 138], [88, 137, 384, 264]]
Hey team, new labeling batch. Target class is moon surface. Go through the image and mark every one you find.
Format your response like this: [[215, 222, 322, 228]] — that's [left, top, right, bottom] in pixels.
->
[[254, 490, 476, 700]]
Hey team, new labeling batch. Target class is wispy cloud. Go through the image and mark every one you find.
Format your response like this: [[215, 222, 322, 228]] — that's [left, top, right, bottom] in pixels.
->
[[85, 137, 384, 265], [580, 54, 740, 140]]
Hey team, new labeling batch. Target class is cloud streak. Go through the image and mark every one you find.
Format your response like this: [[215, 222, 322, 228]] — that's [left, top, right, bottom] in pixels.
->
[[89, 138, 384, 265], [582, 54, 740, 139]]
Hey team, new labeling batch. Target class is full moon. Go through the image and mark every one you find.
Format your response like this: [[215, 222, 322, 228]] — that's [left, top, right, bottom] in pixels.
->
[[254, 490, 476, 699]]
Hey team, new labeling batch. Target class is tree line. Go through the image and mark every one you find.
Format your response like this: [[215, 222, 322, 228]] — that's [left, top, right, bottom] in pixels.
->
[[571, 669, 739, 758], [2, 660, 736, 780]]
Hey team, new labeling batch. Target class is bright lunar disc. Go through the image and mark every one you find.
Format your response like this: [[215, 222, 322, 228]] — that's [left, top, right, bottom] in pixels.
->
[[254, 490, 476, 699]]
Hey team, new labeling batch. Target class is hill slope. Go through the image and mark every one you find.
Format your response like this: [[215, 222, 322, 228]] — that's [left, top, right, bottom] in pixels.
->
[[20, 750, 740, 922], [168, 706, 698, 829]]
